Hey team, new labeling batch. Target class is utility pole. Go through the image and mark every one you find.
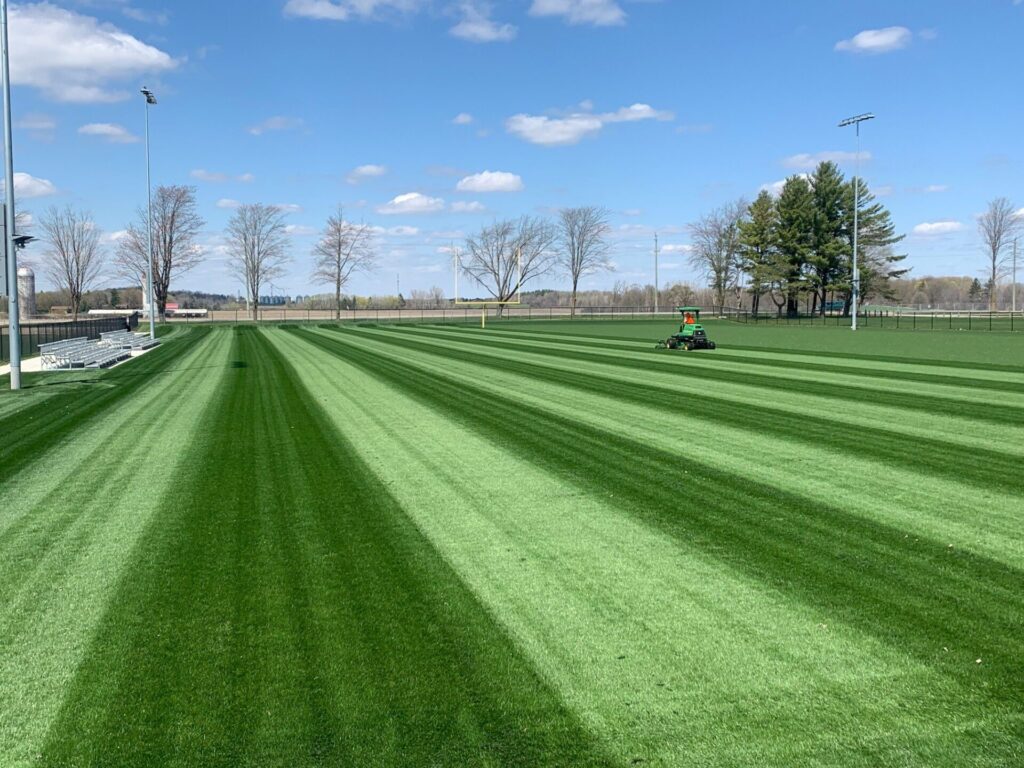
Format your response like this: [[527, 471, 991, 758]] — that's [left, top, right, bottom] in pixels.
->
[[1013, 237, 1018, 313], [396, 273, 400, 298], [141, 87, 157, 339], [839, 112, 875, 331], [654, 232, 659, 315], [1, 0, 20, 389]]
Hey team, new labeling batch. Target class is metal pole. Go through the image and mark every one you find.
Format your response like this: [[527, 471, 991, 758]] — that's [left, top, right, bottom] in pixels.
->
[[1, 0, 20, 389], [654, 232, 659, 315], [839, 113, 873, 332], [143, 91, 155, 339], [1013, 237, 1017, 313], [852, 123, 860, 332]]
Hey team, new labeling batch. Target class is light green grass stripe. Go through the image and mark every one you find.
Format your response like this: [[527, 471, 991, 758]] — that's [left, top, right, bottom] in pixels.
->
[[416, 325, 1024, 409], [0, 329, 232, 768], [476, 324, 1024, 385], [373, 325, 1024, 459], [270, 327, 1005, 767], [320, 327, 1023, 566]]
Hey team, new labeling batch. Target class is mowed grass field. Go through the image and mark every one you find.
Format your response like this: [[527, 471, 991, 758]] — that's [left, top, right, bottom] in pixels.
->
[[1, 319, 1022, 767]]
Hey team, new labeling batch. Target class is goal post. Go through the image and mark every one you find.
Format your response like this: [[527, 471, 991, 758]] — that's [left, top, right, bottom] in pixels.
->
[[452, 246, 522, 327]]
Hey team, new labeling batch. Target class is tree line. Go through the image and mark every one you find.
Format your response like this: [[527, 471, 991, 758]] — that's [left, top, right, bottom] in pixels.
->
[[688, 161, 906, 317], [13, 170, 1020, 320]]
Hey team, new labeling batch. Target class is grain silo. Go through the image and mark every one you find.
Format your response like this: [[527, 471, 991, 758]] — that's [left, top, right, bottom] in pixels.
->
[[17, 266, 35, 317]]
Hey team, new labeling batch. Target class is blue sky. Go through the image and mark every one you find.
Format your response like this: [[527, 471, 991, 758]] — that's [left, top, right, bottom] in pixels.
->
[[8, 0, 1024, 297]]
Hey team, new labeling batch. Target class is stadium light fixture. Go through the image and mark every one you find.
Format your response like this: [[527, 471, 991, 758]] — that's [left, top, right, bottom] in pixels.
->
[[141, 87, 156, 339], [838, 112, 874, 331], [1, 0, 21, 389]]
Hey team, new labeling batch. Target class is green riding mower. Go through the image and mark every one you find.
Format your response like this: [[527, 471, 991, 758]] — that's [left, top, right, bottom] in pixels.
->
[[656, 307, 717, 351]]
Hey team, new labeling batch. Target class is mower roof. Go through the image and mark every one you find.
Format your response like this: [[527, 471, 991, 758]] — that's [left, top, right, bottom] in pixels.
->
[[676, 306, 701, 314]]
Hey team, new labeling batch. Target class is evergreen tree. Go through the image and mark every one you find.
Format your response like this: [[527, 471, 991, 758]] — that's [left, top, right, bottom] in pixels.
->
[[968, 277, 983, 304], [738, 190, 780, 315], [775, 175, 814, 316], [808, 162, 849, 315], [842, 180, 907, 313]]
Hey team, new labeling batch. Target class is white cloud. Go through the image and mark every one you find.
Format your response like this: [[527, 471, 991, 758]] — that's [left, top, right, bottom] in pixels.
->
[[452, 112, 474, 125], [456, 170, 524, 192], [121, 6, 170, 25], [78, 122, 139, 143], [216, 198, 241, 209], [377, 192, 445, 215], [924, 184, 948, 193], [283, 0, 423, 21], [622, 208, 641, 217], [389, 225, 420, 236], [835, 26, 912, 54], [760, 174, 811, 196], [1, 172, 57, 198], [274, 203, 303, 213], [191, 169, 254, 183], [451, 200, 486, 213], [529, 0, 625, 27], [661, 244, 694, 254], [105, 229, 129, 243], [9, 3, 177, 103], [782, 151, 871, 169], [285, 224, 318, 236], [247, 116, 304, 136], [873, 185, 894, 197], [450, 3, 517, 42], [912, 220, 962, 236], [16, 112, 56, 140], [506, 102, 672, 146], [1014, 208, 1024, 219], [346, 164, 387, 184]]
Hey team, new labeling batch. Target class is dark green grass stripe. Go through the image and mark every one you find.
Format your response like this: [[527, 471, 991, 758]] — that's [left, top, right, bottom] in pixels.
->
[[0, 328, 209, 481], [40, 327, 612, 768], [347, 325, 1022, 494], [401, 325, 1024, 426], [0, 330, 228, 610], [722, 342, 1024, 374], [294, 326, 1024, 711], [462, 327, 1024, 393]]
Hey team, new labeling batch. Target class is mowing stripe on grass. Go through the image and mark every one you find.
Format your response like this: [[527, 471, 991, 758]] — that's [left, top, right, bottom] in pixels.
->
[[343, 325, 1023, 494], [271, 326, 1021, 767], [405, 324, 1024, 418], [39, 327, 612, 768], [0, 328, 232, 768], [293, 326, 1024, 712], [471, 325, 1024, 390], [396, 324, 1024, 457], [340, 325, 1024, 563]]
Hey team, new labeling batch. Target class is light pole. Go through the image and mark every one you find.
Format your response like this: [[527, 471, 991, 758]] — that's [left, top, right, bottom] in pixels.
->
[[1, 0, 20, 390], [654, 232, 659, 314], [141, 87, 157, 339], [1013, 237, 1018, 314], [838, 112, 874, 331]]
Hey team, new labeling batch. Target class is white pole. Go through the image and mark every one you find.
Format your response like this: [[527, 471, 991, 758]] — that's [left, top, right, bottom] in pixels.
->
[[852, 122, 860, 332], [1013, 237, 1017, 313], [654, 232, 659, 315], [1, 0, 20, 390], [144, 93, 155, 339]]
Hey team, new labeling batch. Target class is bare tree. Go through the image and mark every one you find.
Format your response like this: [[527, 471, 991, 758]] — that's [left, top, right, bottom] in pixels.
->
[[225, 204, 291, 321], [978, 197, 1021, 311], [461, 216, 557, 314], [557, 206, 612, 316], [310, 207, 376, 320], [688, 199, 747, 310], [115, 185, 205, 316], [39, 205, 104, 320]]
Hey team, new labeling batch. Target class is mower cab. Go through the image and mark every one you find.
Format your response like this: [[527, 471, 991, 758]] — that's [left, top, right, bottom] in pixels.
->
[[657, 306, 717, 350]]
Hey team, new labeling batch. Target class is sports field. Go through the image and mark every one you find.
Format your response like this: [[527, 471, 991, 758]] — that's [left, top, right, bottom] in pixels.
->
[[1, 320, 1022, 767]]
